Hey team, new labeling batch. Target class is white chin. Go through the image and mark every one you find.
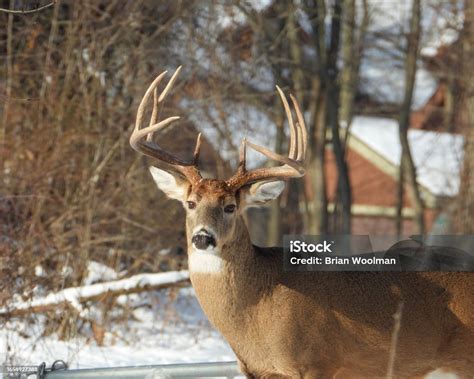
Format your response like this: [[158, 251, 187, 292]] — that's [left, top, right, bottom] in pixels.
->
[[189, 248, 223, 273], [192, 244, 217, 253]]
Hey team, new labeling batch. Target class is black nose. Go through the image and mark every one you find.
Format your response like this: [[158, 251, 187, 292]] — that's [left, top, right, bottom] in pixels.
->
[[192, 230, 216, 250]]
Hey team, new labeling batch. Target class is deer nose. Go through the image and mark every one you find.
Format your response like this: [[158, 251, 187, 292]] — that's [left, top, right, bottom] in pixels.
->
[[192, 229, 217, 250]]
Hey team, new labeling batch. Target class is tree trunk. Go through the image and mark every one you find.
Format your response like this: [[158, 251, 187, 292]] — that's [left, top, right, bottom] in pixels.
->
[[266, 2, 295, 245], [458, 0, 474, 233], [444, 72, 456, 132], [304, 0, 332, 234], [326, 0, 352, 233], [306, 77, 328, 234], [396, 0, 424, 235], [339, 0, 355, 128], [306, 0, 352, 234], [287, 0, 311, 235], [339, 0, 368, 148], [1, 0, 14, 144], [395, 163, 405, 237], [288, 1, 304, 104]]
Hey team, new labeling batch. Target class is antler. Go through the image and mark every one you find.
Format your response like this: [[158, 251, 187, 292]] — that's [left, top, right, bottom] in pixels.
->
[[131, 67, 307, 190], [130, 66, 202, 184], [226, 86, 307, 189]]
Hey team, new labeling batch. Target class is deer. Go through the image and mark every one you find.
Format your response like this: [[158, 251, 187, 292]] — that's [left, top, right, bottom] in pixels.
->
[[130, 67, 474, 379]]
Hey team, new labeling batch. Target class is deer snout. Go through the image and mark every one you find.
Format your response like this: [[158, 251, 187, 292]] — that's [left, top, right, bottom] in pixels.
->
[[192, 229, 217, 251]]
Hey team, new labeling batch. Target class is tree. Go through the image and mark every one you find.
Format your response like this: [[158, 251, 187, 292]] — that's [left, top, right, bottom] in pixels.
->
[[458, 0, 474, 233], [396, 0, 424, 236], [339, 0, 368, 130], [315, 0, 352, 233]]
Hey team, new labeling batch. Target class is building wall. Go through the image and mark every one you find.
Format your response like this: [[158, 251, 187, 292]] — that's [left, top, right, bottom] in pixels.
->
[[324, 147, 412, 207], [324, 147, 439, 235], [352, 208, 437, 236]]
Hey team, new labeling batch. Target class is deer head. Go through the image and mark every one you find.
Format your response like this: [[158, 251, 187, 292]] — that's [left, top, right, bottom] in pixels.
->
[[130, 67, 307, 258]]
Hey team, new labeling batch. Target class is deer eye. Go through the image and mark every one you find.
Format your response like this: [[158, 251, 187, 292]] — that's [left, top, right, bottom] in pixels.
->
[[187, 201, 196, 210], [224, 204, 236, 213]]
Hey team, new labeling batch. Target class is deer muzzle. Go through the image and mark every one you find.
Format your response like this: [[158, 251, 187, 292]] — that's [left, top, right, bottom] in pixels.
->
[[192, 229, 217, 251]]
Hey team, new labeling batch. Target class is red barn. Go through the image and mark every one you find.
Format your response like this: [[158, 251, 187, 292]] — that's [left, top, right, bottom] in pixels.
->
[[322, 116, 464, 235]]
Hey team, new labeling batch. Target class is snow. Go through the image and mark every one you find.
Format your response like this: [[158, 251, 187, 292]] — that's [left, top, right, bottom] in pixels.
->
[[349, 116, 464, 197], [83, 261, 118, 285], [360, 60, 437, 109], [0, 271, 190, 317], [158, 248, 172, 256], [216, 0, 272, 28], [421, 2, 463, 57], [1, 267, 236, 370], [360, 21, 438, 109], [34, 265, 46, 278], [0, 287, 237, 370]]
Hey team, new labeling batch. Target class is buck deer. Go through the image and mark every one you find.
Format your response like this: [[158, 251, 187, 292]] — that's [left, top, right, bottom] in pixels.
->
[[130, 67, 474, 378]]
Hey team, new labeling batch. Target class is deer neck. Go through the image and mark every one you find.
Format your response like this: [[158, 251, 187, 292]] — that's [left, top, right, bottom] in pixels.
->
[[186, 216, 272, 317], [187, 215, 253, 276]]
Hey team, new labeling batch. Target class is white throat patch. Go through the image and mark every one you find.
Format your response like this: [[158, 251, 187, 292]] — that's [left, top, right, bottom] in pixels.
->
[[189, 248, 223, 274]]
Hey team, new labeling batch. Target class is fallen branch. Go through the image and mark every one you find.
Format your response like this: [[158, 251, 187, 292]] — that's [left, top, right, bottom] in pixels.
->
[[0, 270, 190, 317], [0, 1, 56, 14]]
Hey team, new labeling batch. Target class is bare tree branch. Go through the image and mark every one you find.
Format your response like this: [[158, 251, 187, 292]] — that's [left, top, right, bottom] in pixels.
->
[[0, 1, 56, 14]]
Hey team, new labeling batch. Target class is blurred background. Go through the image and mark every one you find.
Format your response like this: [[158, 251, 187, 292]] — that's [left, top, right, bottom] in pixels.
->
[[0, 0, 472, 369]]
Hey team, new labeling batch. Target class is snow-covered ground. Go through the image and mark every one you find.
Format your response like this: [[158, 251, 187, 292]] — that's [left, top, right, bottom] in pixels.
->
[[0, 287, 236, 370]]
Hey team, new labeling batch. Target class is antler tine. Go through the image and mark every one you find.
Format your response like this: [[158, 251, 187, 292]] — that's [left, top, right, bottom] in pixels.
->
[[238, 138, 247, 169], [193, 133, 202, 164], [130, 66, 202, 184], [147, 87, 159, 142], [132, 69, 181, 151], [245, 140, 305, 173], [226, 87, 307, 190], [134, 71, 167, 138], [276, 86, 298, 160], [290, 94, 307, 161]]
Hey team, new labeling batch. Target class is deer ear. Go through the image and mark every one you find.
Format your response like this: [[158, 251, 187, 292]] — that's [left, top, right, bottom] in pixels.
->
[[149, 166, 189, 201], [241, 180, 285, 208]]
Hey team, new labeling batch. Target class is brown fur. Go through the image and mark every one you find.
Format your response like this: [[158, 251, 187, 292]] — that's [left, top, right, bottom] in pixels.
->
[[158, 178, 474, 378], [190, 227, 474, 378]]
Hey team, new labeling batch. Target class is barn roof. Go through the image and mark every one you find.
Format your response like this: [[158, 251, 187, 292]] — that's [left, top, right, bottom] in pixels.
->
[[348, 116, 464, 198]]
